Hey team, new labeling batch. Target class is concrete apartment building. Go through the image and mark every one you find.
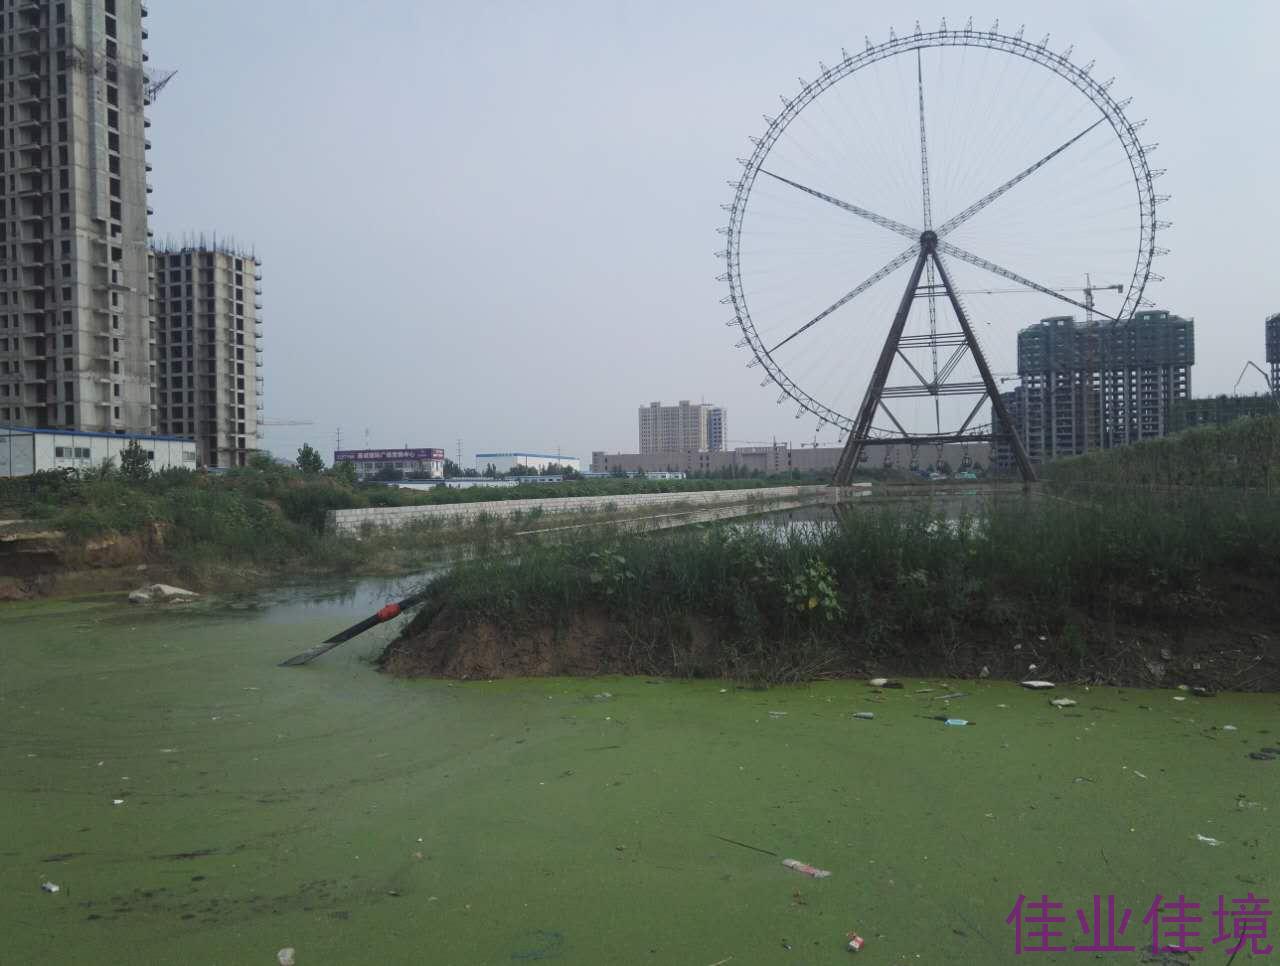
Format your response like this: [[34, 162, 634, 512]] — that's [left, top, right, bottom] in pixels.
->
[[153, 243, 262, 467], [0, 0, 156, 433], [995, 309, 1194, 469], [638, 400, 726, 453]]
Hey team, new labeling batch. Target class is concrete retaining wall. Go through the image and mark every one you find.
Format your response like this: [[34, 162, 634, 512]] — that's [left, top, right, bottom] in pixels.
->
[[327, 485, 847, 536]]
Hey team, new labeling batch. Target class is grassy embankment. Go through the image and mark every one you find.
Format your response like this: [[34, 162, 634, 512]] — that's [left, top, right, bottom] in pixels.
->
[[0, 462, 812, 593], [385, 418, 1280, 687]]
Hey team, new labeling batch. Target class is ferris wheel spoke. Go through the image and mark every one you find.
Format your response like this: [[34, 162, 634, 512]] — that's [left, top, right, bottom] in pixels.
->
[[758, 169, 919, 242], [935, 116, 1107, 238], [935, 240, 1118, 321], [916, 49, 933, 232], [767, 245, 917, 354]]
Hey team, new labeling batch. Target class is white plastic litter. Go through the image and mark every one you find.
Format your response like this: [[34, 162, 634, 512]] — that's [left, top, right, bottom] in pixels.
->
[[1020, 680, 1055, 690], [277, 948, 296, 966], [1050, 698, 1077, 708], [782, 858, 831, 878], [1195, 834, 1221, 847], [40, 882, 60, 894]]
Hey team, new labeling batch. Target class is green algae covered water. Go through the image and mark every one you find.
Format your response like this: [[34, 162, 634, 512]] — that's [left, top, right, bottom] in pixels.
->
[[1, 584, 1276, 965]]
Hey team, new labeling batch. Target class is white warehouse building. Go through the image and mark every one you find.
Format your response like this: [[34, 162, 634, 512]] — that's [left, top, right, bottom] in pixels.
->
[[475, 451, 581, 474], [0, 427, 198, 478]]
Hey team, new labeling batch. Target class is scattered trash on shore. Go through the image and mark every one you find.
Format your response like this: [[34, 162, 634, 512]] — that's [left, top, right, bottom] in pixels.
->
[[1172, 696, 1187, 702], [1050, 698, 1077, 708], [1194, 834, 1221, 847], [767, 711, 788, 719], [937, 691, 967, 701], [112, 798, 124, 806], [938, 717, 971, 727], [782, 858, 831, 878], [869, 677, 888, 687], [277, 948, 296, 966], [1133, 770, 1148, 780], [40, 882, 60, 894], [1020, 680, 1054, 690], [1222, 724, 1238, 731], [979, 665, 990, 678], [846, 931, 865, 952], [851, 712, 875, 720]]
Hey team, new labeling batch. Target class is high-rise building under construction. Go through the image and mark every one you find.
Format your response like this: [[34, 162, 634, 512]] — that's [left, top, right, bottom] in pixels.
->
[[153, 243, 262, 467], [996, 310, 1194, 469], [0, 0, 156, 433]]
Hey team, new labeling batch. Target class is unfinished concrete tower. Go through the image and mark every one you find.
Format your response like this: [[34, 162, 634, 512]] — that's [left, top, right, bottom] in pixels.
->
[[996, 309, 1194, 469], [153, 243, 262, 467], [0, 0, 155, 432]]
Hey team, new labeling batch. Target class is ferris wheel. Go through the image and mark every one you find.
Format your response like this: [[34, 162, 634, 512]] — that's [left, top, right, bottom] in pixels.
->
[[720, 20, 1166, 482]]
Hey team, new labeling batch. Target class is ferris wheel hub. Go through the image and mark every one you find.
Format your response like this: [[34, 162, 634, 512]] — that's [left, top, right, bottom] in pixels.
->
[[920, 230, 938, 249]]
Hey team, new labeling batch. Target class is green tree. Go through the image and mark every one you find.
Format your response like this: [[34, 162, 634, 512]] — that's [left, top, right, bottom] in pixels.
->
[[296, 443, 325, 475], [372, 465, 404, 482], [443, 458, 462, 478], [483, 464, 497, 478], [119, 440, 152, 483], [248, 451, 277, 473], [331, 460, 358, 485]]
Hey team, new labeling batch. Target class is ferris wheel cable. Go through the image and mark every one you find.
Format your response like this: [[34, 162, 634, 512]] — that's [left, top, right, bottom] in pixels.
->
[[965, 58, 1067, 197], [829, 61, 919, 210]]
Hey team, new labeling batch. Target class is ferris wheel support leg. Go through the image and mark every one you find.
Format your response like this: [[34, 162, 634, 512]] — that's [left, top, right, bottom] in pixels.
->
[[929, 250, 1038, 484], [832, 246, 930, 486]]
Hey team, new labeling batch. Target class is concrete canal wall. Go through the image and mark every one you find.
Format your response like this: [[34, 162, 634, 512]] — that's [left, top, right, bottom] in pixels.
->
[[327, 484, 865, 535]]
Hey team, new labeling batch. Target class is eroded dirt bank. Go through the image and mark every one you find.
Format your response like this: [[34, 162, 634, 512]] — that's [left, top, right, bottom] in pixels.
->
[[379, 577, 1280, 691]]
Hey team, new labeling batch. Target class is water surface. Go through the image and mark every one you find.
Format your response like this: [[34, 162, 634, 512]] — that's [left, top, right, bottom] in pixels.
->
[[1, 584, 1275, 964]]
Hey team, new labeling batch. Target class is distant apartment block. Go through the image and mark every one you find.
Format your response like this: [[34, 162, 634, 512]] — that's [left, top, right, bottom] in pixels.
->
[[0, 0, 156, 433], [1267, 312, 1279, 392], [638, 400, 725, 453], [153, 244, 262, 467], [995, 310, 1194, 468]]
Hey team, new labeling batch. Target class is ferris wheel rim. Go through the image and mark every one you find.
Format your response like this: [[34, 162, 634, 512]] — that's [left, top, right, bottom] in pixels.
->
[[722, 25, 1161, 435]]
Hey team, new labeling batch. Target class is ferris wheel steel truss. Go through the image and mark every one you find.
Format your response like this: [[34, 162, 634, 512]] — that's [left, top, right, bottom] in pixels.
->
[[718, 21, 1167, 483]]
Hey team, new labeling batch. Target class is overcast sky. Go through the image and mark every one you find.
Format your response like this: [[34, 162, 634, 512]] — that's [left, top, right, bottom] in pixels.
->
[[147, 1, 1279, 463]]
